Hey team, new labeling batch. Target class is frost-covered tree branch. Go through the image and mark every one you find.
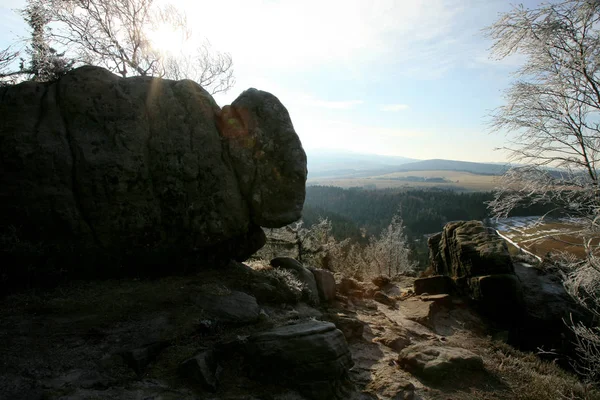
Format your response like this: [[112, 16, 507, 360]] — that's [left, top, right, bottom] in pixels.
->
[[42, 0, 234, 93], [486, 0, 600, 384]]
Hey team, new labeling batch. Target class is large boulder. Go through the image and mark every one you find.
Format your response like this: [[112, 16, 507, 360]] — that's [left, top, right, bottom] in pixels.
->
[[0, 66, 307, 281]]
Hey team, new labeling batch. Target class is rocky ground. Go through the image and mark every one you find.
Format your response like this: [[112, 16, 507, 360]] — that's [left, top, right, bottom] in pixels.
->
[[1, 260, 597, 400]]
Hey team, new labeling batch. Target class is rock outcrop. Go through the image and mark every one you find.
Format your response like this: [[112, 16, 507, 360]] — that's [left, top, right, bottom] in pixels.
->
[[0, 66, 307, 280], [425, 220, 523, 322]]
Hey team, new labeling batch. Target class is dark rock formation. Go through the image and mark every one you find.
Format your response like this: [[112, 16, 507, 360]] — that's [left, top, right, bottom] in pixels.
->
[[414, 275, 454, 295], [0, 66, 307, 284], [425, 221, 523, 321], [429, 220, 514, 278], [243, 320, 353, 399]]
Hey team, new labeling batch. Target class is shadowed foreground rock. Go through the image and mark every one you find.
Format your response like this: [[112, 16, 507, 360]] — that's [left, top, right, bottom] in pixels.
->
[[0, 66, 307, 283], [243, 320, 354, 399]]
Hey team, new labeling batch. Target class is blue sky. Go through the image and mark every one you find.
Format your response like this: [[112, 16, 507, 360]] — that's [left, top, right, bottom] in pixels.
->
[[0, 0, 541, 162]]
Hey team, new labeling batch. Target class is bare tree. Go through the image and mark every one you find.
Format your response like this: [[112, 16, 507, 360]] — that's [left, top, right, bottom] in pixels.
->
[[486, 0, 600, 226], [486, 0, 600, 383], [44, 0, 234, 93], [0, 47, 21, 85], [290, 213, 414, 280]]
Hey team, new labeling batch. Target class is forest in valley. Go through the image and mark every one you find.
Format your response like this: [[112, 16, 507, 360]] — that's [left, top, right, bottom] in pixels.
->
[[302, 185, 558, 268]]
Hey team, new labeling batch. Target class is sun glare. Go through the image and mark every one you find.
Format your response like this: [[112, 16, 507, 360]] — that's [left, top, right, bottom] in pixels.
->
[[148, 23, 186, 55]]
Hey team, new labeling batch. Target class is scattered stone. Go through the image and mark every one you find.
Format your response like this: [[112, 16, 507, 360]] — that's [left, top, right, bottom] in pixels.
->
[[271, 257, 320, 305], [373, 330, 412, 352], [372, 275, 391, 289], [117, 340, 170, 375], [373, 291, 396, 307], [193, 286, 260, 324], [243, 320, 353, 399], [179, 350, 219, 393], [327, 313, 365, 341], [414, 275, 454, 295], [310, 267, 336, 302], [398, 344, 484, 381]]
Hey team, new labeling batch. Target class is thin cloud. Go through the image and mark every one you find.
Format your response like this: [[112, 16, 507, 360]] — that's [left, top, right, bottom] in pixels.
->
[[381, 104, 410, 112]]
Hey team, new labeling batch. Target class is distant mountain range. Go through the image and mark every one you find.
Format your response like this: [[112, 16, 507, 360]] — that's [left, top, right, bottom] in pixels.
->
[[306, 150, 510, 179]]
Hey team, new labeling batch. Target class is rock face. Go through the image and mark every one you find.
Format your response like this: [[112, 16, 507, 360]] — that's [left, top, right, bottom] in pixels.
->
[[243, 320, 353, 399], [0, 66, 307, 277]]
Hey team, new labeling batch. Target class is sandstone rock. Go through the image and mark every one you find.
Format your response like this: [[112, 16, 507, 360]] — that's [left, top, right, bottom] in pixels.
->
[[179, 350, 219, 393], [219, 89, 307, 227], [0, 66, 307, 280], [413, 275, 454, 295], [426, 221, 523, 324], [430, 221, 513, 278], [271, 257, 319, 305], [193, 286, 260, 324], [310, 267, 336, 302], [243, 320, 353, 399], [398, 344, 484, 381]]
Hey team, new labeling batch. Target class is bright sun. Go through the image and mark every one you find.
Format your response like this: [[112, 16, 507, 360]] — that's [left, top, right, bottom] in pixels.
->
[[148, 23, 186, 55]]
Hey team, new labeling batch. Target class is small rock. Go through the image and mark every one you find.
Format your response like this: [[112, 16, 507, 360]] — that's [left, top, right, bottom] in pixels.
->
[[373, 330, 412, 352], [373, 291, 396, 307], [398, 344, 484, 381], [372, 275, 391, 289]]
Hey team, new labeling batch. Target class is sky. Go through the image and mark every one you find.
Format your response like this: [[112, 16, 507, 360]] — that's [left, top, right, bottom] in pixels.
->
[[0, 0, 541, 163]]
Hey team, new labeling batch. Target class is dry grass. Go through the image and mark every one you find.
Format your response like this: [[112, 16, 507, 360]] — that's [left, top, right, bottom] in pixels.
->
[[443, 332, 600, 400], [498, 221, 600, 259]]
